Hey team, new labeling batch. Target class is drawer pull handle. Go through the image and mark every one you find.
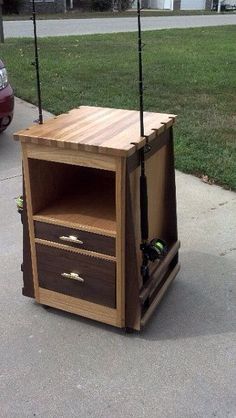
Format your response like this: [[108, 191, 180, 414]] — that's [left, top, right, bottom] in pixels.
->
[[61, 272, 84, 283], [59, 235, 83, 245]]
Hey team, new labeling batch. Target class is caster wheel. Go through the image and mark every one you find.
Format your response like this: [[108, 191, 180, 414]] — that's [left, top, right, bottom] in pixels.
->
[[124, 327, 134, 334], [42, 305, 51, 310]]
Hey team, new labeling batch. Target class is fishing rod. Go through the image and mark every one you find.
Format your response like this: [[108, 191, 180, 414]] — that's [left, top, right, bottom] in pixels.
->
[[137, 0, 149, 282], [137, 1, 167, 284], [31, 0, 43, 124]]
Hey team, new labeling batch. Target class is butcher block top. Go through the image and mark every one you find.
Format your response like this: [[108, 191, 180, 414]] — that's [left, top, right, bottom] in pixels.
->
[[14, 106, 176, 157]]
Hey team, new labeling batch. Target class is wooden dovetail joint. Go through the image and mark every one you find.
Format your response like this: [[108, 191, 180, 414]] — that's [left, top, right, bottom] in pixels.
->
[[159, 117, 176, 131], [160, 122, 168, 130], [130, 135, 146, 147], [151, 127, 164, 139], [169, 116, 176, 123]]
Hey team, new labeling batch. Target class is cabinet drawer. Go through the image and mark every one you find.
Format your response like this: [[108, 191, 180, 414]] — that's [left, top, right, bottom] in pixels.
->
[[36, 245, 116, 308], [34, 222, 115, 256]]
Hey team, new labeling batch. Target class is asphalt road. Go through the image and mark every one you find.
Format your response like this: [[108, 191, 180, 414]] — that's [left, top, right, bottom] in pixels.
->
[[0, 98, 236, 417], [4, 14, 236, 38]]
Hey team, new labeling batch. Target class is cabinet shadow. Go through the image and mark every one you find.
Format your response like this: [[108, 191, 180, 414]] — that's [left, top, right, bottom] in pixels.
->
[[140, 251, 236, 341]]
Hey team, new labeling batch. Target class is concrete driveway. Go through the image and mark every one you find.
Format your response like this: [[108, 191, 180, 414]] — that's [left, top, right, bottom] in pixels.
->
[[0, 98, 235, 417], [4, 14, 236, 38]]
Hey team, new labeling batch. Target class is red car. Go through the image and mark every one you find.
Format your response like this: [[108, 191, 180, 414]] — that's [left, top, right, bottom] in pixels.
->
[[0, 59, 14, 133]]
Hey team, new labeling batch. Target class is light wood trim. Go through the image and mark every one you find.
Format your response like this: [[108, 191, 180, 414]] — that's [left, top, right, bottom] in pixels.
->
[[141, 263, 180, 328], [25, 143, 116, 172], [22, 143, 40, 301], [33, 215, 116, 238], [115, 157, 126, 328], [38, 288, 120, 327], [35, 238, 116, 262]]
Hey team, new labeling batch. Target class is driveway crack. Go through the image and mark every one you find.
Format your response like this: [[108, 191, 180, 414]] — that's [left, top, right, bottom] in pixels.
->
[[0, 174, 22, 182]]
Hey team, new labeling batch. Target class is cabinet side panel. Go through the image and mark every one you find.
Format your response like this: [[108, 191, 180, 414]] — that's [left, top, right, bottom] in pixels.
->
[[115, 158, 126, 327], [164, 127, 178, 244], [125, 169, 142, 330], [146, 129, 178, 245], [22, 144, 40, 301], [22, 178, 35, 298], [125, 128, 179, 329]]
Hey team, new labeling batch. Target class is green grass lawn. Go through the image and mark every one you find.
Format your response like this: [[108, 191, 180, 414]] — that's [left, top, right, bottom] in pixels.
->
[[1, 26, 236, 189]]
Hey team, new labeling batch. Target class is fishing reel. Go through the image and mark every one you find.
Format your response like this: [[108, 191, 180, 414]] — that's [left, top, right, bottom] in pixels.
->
[[141, 238, 167, 263], [16, 195, 23, 214]]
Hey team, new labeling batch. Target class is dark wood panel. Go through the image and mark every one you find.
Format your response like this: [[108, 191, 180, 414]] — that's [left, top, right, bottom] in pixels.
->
[[141, 263, 181, 327], [125, 172, 141, 330], [22, 177, 35, 298], [34, 222, 115, 256], [164, 127, 178, 243], [36, 245, 116, 308]]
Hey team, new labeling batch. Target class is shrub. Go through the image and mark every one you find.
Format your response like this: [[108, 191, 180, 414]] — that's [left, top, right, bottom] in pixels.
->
[[91, 0, 113, 11], [3, 0, 22, 14], [91, 0, 130, 11], [116, 0, 130, 10]]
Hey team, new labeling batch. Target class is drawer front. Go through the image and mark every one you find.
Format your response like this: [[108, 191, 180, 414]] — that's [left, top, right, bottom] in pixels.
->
[[34, 222, 115, 256], [36, 245, 116, 308]]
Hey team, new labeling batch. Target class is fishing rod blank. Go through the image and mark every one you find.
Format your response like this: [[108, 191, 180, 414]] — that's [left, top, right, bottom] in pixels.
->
[[137, 2, 168, 284], [137, 0, 149, 284], [137, 0, 149, 245], [32, 0, 43, 124]]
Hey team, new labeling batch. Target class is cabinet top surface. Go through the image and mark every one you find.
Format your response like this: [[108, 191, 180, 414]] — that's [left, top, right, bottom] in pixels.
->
[[15, 106, 176, 157]]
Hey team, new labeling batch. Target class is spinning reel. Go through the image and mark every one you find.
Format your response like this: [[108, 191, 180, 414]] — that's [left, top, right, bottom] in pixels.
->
[[140, 239, 168, 283], [141, 239, 168, 263]]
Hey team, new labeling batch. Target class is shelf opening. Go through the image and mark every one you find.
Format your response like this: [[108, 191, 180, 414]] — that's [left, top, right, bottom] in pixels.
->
[[28, 159, 116, 235]]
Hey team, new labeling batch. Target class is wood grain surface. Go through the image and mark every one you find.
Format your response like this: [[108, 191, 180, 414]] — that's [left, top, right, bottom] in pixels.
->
[[15, 106, 176, 157], [38, 288, 119, 327]]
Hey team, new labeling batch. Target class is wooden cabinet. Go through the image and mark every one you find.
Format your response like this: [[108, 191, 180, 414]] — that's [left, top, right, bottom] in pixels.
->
[[15, 106, 180, 331]]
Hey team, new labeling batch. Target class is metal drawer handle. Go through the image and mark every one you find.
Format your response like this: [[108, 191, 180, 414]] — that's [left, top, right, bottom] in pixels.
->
[[59, 235, 83, 245], [61, 272, 84, 283]]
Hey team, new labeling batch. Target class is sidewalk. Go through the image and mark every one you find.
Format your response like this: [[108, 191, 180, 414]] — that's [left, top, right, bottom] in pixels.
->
[[0, 98, 235, 418]]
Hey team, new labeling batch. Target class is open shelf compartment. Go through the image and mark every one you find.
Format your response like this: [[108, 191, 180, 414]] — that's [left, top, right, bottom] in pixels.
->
[[28, 159, 116, 235]]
